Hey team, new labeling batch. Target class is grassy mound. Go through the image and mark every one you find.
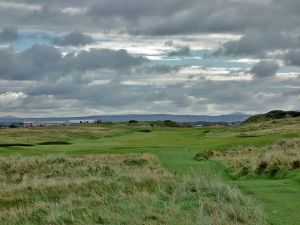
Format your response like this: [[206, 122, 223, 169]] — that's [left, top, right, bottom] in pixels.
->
[[0, 154, 265, 225], [244, 110, 300, 124]]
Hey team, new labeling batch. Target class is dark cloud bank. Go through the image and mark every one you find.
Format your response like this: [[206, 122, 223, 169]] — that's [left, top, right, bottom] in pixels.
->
[[0, 45, 147, 80], [0, 26, 19, 42]]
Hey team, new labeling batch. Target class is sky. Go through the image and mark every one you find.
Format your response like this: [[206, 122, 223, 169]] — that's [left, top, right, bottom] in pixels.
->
[[0, 0, 299, 117]]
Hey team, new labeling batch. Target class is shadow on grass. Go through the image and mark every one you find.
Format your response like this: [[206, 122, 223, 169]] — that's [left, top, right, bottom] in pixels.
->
[[0, 143, 35, 147], [38, 141, 71, 145]]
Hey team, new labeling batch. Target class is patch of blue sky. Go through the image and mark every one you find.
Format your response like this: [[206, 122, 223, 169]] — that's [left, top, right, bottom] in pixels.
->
[[279, 66, 300, 73], [10, 31, 76, 54], [151, 54, 252, 70], [13, 31, 53, 50], [149, 49, 300, 73]]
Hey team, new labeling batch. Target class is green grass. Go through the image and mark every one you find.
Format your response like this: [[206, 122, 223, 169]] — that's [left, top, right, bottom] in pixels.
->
[[0, 118, 299, 224], [235, 178, 300, 225]]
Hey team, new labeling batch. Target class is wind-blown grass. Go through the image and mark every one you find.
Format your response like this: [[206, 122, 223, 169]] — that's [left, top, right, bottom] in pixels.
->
[[209, 139, 300, 178], [0, 154, 265, 225]]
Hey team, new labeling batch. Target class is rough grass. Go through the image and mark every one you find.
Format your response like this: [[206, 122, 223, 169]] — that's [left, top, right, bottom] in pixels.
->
[[211, 139, 300, 178], [0, 154, 265, 225], [0, 125, 113, 145]]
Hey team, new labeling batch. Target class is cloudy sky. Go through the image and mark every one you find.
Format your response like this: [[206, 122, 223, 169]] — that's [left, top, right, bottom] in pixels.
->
[[0, 0, 299, 117]]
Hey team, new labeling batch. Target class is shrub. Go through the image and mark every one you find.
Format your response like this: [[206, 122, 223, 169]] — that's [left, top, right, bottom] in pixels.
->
[[123, 158, 148, 166], [291, 160, 300, 169], [255, 161, 268, 175], [269, 163, 280, 177], [194, 151, 214, 161], [129, 120, 139, 124], [139, 129, 152, 133]]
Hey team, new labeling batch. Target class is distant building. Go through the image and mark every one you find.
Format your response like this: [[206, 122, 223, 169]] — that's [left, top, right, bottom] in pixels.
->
[[190, 121, 242, 127], [23, 121, 68, 127], [69, 120, 96, 124]]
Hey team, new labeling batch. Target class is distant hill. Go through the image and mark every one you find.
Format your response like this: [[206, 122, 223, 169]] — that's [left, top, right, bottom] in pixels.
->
[[244, 110, 300, 123], [0, 113, 250, 124]]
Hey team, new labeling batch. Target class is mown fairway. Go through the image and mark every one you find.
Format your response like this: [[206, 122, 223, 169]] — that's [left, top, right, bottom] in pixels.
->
[[0, 118, 300, 225]]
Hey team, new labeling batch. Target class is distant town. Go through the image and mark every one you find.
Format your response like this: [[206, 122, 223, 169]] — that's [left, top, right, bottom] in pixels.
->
[[0, 119, 242, 128]]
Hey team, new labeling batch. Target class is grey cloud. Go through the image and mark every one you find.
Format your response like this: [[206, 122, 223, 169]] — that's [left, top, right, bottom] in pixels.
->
[[164, 40, 191, 56], [52, 31, 95, 46], [63, 49, 148, 71], [133, 65, 181, 75], [273, 0, 300, 14], [168, 45, 191, 57], [0, 26, 19, 42], [0, 45, 148, 80], [1, 0, 298, 36], [165, 40, 174, 47], [87, 0, 194, 20], [1, 62, 299, 116], [218, 30, 300, 56], [250, 61, 280, 78], [284, 50, 300, 66], [13, 71, 299, 116]]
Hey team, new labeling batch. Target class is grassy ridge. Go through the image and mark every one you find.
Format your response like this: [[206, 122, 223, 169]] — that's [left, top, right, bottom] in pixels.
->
[[0, 154, 265, 225], [244, 110, 300, 124]]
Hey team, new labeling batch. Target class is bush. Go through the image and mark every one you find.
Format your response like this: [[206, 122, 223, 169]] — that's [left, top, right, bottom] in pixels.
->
[[163, 120, 179, 127], [291, 160, 300, 169], [255, 161, 268, 175], [129, 120, 139, 124], [139, 129, 152, 133], [123, 158, 148, 166], [194, 151, 214, 161], [269, 163, 280, 177]]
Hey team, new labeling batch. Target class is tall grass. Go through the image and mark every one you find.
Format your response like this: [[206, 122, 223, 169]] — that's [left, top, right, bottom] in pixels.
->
[[0, 154, 265, 225], [212, 139, 300, 178]]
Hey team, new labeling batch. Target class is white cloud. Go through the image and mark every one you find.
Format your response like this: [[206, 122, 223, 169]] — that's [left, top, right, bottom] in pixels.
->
[[0, 91, 27, 107], [0, 1, 41, 11]]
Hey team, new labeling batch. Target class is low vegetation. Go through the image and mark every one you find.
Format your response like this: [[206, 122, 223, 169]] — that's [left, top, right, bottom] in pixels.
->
[[0, 154, 265, 225], [195, 139, 300, 178]]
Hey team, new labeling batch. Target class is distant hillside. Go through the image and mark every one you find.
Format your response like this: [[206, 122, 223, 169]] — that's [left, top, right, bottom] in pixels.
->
[[244, 110, 300, 123], [0, 113, 250, 124]]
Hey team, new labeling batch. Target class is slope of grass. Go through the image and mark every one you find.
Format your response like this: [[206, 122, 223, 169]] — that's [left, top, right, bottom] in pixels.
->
[[0, 154, 265, 225]]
